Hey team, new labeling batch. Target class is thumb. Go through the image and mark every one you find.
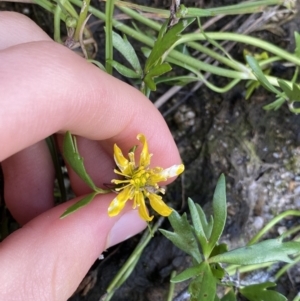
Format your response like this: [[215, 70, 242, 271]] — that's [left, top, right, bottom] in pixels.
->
[[0, 194, 145, 301]]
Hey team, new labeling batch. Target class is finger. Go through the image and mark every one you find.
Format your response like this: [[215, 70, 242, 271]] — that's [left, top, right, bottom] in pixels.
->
[[1, 140, 55, 225], [0, 41, 180, 168], [0, 194, 146, 301], [0, 11, 51, 50]]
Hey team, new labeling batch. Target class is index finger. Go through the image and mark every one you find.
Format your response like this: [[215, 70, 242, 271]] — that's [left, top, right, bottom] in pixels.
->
[[0, 40, 180, 167]]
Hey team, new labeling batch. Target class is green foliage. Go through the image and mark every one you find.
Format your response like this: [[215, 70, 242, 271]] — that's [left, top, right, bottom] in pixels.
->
[[63, 131, 98, 191], [240, 282, 287, 301], [161, 174, 297, 300], [160, 210, 202, 263], [188, 262, 217, 301], [142, 17, 195, 92], [60, 192, 97, 218], [61, 131, 110, 218], [209, 238, 300, 265], [109, 31, 143, 78]]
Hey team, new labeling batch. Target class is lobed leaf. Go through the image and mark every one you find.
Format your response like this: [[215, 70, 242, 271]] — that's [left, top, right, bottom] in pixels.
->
[[209, 238, 300, 265], [159, 211, 202, 263], [143, 63, 172, 91], [144, 18, 195, 73], [188, 261, 217, 301], [240, 282, 287, 301], [278, 80, 300, 102]]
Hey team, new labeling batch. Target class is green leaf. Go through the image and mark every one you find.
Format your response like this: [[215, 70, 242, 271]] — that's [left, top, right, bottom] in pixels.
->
[[188, 198, 209, 257], [60, 192, 97, 218], [111, 31, 142, 74], [171, 265, 203, 283], [208, 174, 227, 252], [240, 282, 287, 301], [63, 131, 97, 191], [107, 60, 142, 79], [210, 262, 225, 280], [195, 202, 213, 240], [209, 238, 300, 265], [263, 96, 285, 111], [159, 211, 202, 263], [88, 59, 106, 71], [278, 80, 300, 102], [188, 261, 217, 301], [143, 63, 172, 91], [145, 18, 195, 73], [220, 289, 236, 301], [246, 55, 282, 96]]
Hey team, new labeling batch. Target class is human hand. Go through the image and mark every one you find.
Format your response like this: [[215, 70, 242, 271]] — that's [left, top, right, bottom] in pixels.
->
[[0, 12, 182, 300]]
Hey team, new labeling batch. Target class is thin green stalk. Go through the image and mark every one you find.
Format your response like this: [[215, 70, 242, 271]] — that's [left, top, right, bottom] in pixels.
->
[[274, 252, 300, 280], [74, 0, 91, 41], [104, 217, 164, 300], [226, 262, 272, 275], [178, 33, 300, 67], [115, 0, 287, 18], [248, 210, 300, 245], [117, 5, 161, 31], [105, 0, 115, 74], [54, 3, 63, 43], [167, 271, 177, 301], [281, 224, 300, 240], [188, 0, 287, 16], [35, 0, 56, 14]]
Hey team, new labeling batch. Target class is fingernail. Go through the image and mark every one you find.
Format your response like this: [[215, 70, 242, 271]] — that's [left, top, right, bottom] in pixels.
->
[[105, 210, 146, 248]]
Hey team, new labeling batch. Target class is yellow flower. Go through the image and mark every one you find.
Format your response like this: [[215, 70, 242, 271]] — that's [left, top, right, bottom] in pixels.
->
[[108, 134, 184, 221]]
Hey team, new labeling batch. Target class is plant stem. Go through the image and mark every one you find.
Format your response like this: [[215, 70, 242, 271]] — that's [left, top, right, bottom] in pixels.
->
[[74, 0, 91, 41], [105, 0, 115, 74], [248, 210, 300, 245]]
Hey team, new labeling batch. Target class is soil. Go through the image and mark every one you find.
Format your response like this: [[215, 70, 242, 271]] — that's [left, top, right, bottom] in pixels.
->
[[1, 0, 300, 300]]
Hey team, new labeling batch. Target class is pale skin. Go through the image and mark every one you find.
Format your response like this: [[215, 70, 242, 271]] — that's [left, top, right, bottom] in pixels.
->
[[0, 12, 182, 301]]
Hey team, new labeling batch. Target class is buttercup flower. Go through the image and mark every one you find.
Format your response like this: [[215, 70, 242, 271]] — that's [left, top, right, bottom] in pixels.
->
[[108, 134, 184, 221]]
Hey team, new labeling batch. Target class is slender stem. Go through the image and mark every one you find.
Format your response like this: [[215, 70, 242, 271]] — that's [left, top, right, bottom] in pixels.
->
[[274, 253, 300, 280], [74, 0, 91, 41], [114, 0, 286, 18], [105, 217, 164, 299], [178, 32, 300, 67], [248, 210, 300, 245], [54, 3, 63, 43], [105, 0, 115, 74], [167, 271, 177, 301]]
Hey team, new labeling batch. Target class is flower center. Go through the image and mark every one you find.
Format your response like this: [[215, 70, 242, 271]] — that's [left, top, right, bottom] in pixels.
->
[[131, 167, 150, 189]]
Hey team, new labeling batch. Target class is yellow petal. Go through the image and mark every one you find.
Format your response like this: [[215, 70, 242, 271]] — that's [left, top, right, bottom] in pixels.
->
[[158, 164, 185, 180], [114, 144, 129, 173], [148, 193, 173, 216], [137, 134, 151, 167], [108, 186, 133, 216], [135, 191, 153, 221]]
